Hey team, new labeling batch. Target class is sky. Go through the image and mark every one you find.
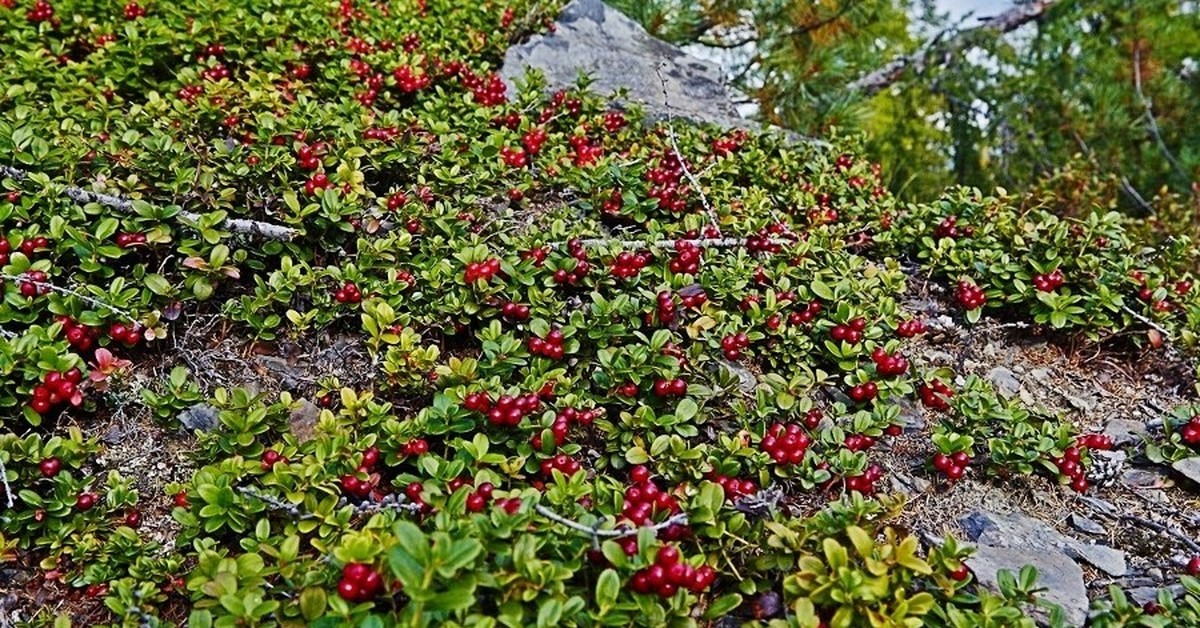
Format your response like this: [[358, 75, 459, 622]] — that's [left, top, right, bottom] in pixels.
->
[[938, 0, 1016, 20]]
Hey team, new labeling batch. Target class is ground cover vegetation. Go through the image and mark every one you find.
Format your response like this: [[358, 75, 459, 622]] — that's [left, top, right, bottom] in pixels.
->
[[1, 0, 1199, 626]]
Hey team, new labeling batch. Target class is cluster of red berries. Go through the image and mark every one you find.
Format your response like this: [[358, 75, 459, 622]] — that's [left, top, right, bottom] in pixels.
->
[[610, 251, 650, 279], [115, 232, 147, 248], [57, 317, 99, 352], [1077, 433, 1114, 451], [122, 1, 144, 20], [568, 135, 603, 167], [843, 433, 877, 452], [622, 465, 682, 526], [919, 379, 954, 411], [26, 0, 54, 22], [896, 318, 926, 337], [520, 246, 548, 267], [363, 126, 401, 142], [18, 270, 51, 297], [720, 332, 750, 360], [260, 449, 288, 470], [464, 72, 507, 107], [552, 241, 591, 285], [761, 423, 811, 465], [645, 153, 688, 213], [337, 563, 384, 602], [932, 451, 972, 481], [108, 321, 144, 346], [464, 258, 502, 283], [177, 84, 205, 103], [678, 287, 708, 310], [466, 391, 544, 427], [29, 369, 83, 415], [528, 329, 565, 360], [603, 111, 627, 132], [500, 301, 531, 320], [711, 130, 747, 156], [522, 127, 548, 155], [652, 378, 687, 398], [933, 215, 973, 239], [392, 65, 430, 93], [201, 63, 231, 82], [830, 318, 867, 344], [539, 453, 582, 478], [500, 146, 528, 168], [401, 438, 429, 456], [847, 381, 879, 403], [442, 477, 496, 512], [745, 225, 789, 254], [1033, 269, 1065, 292], [654, 290, 680, 324], [15, 235, 50, 258], [531, 406, 601, 451], [295, 143, 325, 170], [787, 299, 823, 326], [955, 280, 987, 310], [1051, 445, 1092, 493], [340, 447, 383, 499], [630, 545, 716, 598], [304, 172, 331, 196], [870, 348, 909, 376], [668, 240, 701, 275], [844, 464, 883, 495], [709, 473, 758, 501], [333, 282, 362, 304]]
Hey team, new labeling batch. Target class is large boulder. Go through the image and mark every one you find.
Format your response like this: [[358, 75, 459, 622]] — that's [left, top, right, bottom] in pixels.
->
[[501, 0, 742, 127]]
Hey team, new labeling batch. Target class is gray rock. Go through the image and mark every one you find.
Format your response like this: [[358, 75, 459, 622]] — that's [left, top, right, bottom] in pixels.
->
[[894, 396, 925, 431], [987, 366, 1022, 399], [289, 400, 322, 443], [717, 360, 758, 394], [1068, 513, 1105, 536], [1121, 468, 1171, 489], [1103, 419, 1148, 447], [1030, 368, 1052, 382], [960, 510, 1127, 576], [1128, 585, 1184, 607], [179, 403, 219, 432], [967, 544, 1088, 627], [502, 0, 742, 127], [1171, 457, 1200, 486], [1066, 394, 1097, 412], [890, 471, 931, 496]]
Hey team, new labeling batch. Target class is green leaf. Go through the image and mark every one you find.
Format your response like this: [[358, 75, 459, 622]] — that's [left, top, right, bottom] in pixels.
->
[[299, 588, 327, 621], [596, 569, 619, 609], [144, 273, 173, 295], [702, 593, 743, 619]]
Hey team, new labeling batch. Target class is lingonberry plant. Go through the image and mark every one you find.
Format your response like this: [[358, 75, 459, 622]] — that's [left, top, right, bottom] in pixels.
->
[[0, 0, 1197, 625]]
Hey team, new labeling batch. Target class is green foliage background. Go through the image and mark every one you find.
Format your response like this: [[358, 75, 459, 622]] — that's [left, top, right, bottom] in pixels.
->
[[609, 0, 1199, 214]]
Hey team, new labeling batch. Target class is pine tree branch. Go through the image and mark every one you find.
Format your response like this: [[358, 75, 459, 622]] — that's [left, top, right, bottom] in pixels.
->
[[848, 0, 1058, 95], [0, 274, 139, 323], [1131, 46, 1189, 183], [534, 503, 688, 540], [1, 165, 298, 241]]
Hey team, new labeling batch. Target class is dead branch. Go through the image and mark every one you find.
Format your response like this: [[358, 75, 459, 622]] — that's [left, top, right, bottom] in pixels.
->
[[1, 165, 298, 241], [849, 0, 1058, 95]]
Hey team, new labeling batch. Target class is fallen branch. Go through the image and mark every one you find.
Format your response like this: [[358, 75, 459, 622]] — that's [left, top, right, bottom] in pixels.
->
[[0, 274, 139, 324], [1080, 495, 1200, 554], [654, 64, 720, 232], [0, 455, 13, 509], [237, 486, 313, 519], [1132, 46, 1188, 183], [849, 1, 1057, 95], [550, 236, 794, 250], [534, 503, 688, 540], [1, 165, 298, 241]]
